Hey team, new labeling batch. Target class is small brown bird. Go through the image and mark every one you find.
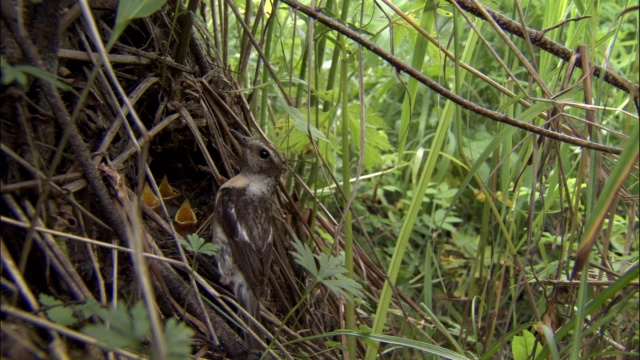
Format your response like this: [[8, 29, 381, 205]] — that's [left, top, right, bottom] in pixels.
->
[[212, 129, 283, 350]]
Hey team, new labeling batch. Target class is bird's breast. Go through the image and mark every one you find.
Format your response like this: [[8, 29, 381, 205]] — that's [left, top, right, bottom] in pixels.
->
[[246, 181, 271, 196]]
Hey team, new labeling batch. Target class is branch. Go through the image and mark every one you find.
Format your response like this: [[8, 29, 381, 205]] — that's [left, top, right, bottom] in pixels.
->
[[0, 2, 131, 245], [451, 0, 639, 98], [280, 0, 623, 155]]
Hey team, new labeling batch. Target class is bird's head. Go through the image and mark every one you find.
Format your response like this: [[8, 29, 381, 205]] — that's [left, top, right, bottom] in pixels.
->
[[231, 129, 283, 180]]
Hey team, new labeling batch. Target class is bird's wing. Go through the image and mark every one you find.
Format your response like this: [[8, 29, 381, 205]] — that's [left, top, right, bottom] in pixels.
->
[[215, 186, 273, 294]]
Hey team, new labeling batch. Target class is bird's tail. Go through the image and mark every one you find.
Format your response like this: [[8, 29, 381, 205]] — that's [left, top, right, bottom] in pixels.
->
[[237, 284, 264, 351]]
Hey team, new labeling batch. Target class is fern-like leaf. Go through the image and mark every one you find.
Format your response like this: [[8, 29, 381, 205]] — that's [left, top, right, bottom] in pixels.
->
[[290, 238, 363, 300]]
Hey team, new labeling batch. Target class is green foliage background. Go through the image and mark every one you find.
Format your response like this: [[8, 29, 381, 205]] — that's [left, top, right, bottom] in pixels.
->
[[218, 0, 639, 358]]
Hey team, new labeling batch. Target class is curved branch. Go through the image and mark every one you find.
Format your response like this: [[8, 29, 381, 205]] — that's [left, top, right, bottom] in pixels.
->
[[280, 0, 623, 155]]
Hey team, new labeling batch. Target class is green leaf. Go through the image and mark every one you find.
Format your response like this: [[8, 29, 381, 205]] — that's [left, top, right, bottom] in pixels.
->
[[197, 242, 218, 255], [323, 274, 364, 300], [182, 233, 219, 256], [46, 304, 78, 327], [130, 301, 150, 340], [39, 294, 77, 327], [179, 238, 191, 249], [187, 233, 205, 250], [108, 303, 133, 336], [325, 340, 342, 348], [315, 252, 349, 279], [82, 324, 134, 350], [79, 300, 150, 351], [282, 105, 329, 142], [38, 293, 62, 306], [347, 104, 394, 170], [1, 57, 27, 85], [512, 329, 540, 360], [164, 318, 194, 360], [319, 329, 470, 360], [19, 66, 72, 91], [109, 0, 169, 50], [1, 58, 72, 91], [78, 298, 108, 319], [290, 238, 320, 278], [290, 238, 363, 300], [81, 301, 192, 357]]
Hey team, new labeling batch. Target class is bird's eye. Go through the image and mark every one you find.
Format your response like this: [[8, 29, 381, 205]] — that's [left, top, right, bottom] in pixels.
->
[[259, 149, 270, 159]]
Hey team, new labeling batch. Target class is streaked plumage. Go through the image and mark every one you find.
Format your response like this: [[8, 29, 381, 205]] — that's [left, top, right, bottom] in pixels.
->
[[212, 129, 283, 350]]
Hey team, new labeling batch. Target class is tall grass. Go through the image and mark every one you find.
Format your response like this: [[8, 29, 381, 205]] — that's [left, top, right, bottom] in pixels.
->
[[229, 0, 638, 357]]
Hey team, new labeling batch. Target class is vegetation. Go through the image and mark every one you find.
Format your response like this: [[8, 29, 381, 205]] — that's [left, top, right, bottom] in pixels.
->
[[1, 0, 637, 359]]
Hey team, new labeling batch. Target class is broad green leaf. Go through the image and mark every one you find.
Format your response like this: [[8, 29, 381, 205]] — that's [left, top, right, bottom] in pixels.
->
[[512, 329, 540, 360], [108, 0, 168, 50]]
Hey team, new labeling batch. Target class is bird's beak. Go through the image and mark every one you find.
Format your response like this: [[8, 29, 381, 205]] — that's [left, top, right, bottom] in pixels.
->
[[230, 129, 248, 146]]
